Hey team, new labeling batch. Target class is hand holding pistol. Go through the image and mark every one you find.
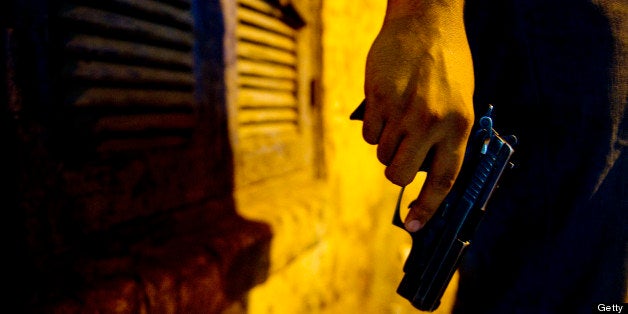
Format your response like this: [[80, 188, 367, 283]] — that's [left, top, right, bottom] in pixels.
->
[[351, 100, 516, 311]]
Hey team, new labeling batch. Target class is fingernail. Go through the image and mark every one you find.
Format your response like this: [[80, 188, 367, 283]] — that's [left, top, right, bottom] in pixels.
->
[[405, 220, 423, 233]]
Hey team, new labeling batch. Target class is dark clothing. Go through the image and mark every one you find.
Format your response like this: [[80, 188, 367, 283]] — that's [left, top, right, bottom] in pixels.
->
[[456, 0, 626, 312]]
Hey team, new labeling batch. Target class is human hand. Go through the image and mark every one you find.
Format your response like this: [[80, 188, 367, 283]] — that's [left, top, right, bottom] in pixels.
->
[[362, 1, 475, 232]]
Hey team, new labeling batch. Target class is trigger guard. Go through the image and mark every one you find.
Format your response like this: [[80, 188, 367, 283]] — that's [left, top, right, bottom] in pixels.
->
[[393, 186, 406, 229]]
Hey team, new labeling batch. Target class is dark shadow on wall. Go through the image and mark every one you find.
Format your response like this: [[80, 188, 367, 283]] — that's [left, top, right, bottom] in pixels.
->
[[2, 0, 272, 312]]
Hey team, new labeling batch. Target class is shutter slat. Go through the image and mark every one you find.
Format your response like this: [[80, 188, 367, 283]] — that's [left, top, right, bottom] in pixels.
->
[[237, 60, 296, 79], [108, 0, 193, 28], [69, 88, 195, 108], [65, 35, 193, 69], [238, 89, 297, 108], [61, 6, 194, 48], [238, 76, 295, 91], [238, 108, 297, 125], [236, 24, 295, 51], [238, 124, 298, 138], [94, 113, 196, 132], [238, 0, 282, 17], [69, 61, 194, 86], [237, 41, 296, 66], [237, 6, 295, 37]]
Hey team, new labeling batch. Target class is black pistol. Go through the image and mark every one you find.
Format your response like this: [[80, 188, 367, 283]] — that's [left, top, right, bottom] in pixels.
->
[[351, 100, 516, 311]]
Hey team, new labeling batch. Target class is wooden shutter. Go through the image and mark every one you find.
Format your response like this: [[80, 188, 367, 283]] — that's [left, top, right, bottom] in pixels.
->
[[57, 0, 196, 152], [234, 0, 309, 186]]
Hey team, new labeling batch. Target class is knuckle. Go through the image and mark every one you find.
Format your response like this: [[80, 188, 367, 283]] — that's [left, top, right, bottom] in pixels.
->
[[410, 108, 447, 133], [415, 106, 441, 127], [450, 111, 474, 133], [385, 167, 412, 186], [366, 84, 392, 106], [363, 126, 379, 144], [408, 199, 437, 221], [370, 89, 388, 104], [361, 115, 385, 145], [377, 148, 392, 167]]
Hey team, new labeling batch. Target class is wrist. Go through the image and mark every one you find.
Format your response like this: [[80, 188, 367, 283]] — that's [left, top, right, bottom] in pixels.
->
[[382, 0, 468, 49], [385, 0, 465, 23]]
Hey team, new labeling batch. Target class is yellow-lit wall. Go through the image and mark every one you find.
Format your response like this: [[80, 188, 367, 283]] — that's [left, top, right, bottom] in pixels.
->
[[240, 1, 458, 313]]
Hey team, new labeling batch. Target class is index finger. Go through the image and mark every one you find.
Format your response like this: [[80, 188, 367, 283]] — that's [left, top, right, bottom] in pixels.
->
[[404, 140, 466, 232]]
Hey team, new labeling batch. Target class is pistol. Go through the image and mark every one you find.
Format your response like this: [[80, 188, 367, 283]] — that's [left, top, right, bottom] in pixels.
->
[[351, 100, 516, 311]]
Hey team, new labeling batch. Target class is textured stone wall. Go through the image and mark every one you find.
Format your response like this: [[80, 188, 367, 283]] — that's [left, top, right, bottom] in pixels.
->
[[239, 1, 458, 313]]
